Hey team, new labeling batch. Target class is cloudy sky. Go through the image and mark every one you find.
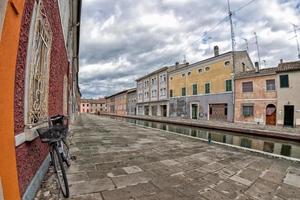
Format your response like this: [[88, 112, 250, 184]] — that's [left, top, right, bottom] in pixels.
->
[[79, 0, 300, 98]]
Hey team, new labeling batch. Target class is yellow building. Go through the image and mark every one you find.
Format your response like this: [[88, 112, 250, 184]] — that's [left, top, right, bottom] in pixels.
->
[[168, 46, 253, 121]]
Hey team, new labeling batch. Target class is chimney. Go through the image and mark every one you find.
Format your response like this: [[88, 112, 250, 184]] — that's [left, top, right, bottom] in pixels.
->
[[175, 61, 179, 66], [255, 62, 259, 73], [280, 59, 283, 64], [214, 46, 219, 57]]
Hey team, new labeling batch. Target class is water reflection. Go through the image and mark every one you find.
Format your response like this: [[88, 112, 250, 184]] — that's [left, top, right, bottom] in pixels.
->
[[110, 116, 300, 159]]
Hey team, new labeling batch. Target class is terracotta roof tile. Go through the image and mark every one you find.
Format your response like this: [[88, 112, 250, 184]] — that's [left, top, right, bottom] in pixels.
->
[[235, 67, 277, 79], [277, 61, 300, 72]]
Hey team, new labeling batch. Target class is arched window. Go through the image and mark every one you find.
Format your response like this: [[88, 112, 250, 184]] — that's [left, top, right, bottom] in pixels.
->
[[25, 1, 52, 124]]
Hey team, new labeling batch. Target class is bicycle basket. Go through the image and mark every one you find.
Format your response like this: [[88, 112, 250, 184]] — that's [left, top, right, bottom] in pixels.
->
[[37, 127, 61, 143]]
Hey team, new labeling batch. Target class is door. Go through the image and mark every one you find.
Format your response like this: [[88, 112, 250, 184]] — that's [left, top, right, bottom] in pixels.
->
[[209, 104, 227, 121], [192, 104, 198, 119], [144, 106, 149, 116], [266, 104, 276, 125], [284, 105, 294, 126], [161, 105, 167, 117]]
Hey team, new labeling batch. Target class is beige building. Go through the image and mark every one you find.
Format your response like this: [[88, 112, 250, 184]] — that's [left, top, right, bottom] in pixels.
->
[[276, 61, 300, 127], [106, 89, 130, 115], [168, 46, 254, 122], [80, 98, 106, 114], [136, 67, 169, 117], [234, 66, 277, 125]]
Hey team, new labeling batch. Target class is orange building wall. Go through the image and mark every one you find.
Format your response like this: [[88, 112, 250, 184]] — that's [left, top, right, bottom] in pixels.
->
[[0, 1, 25, 200], [234, 75, 277, 124]]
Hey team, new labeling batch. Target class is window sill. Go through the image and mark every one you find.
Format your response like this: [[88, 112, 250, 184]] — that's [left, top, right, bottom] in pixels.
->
[[24, 122, 48, 142]]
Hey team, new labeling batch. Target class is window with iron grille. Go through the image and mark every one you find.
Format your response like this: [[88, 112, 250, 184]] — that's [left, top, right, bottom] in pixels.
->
[[27, 1, 52, 124], [242, 105, 253, 116], [266, 79, 276, 91], [242, 81, 253, 92]]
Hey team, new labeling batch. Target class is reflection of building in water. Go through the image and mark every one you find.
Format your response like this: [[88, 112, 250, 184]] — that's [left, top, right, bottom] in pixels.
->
[[251, 140, 264, 151]]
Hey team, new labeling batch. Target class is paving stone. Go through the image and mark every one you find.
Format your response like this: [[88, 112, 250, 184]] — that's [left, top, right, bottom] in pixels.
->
[[70, 193, 103, 200], [69, 178, 115, 196], [111, 172, 152, 188], [35, 114, 300, 199], [276, 183, 300, 199], [123, 166, 143, 174], [245, 178, 279, 200], [283, 172, 300, 188]]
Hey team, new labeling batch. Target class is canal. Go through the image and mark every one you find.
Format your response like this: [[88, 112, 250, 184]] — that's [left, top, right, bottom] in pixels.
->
[[105, 116, 300, 160]]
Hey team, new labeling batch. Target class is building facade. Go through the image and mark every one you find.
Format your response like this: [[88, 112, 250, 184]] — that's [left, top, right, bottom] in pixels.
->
[[276, 61, 300, 127], [0, 0, 81, 199], [127, 88, 137, 115], [80, 98, 106, 114], [169, 47, 254, 122], [136, 67, 169, 117], [234, 67, 277, 125]]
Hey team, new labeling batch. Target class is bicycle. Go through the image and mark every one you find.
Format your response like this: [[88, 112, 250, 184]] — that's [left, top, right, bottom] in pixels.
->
[[37, 115, 71, 198]]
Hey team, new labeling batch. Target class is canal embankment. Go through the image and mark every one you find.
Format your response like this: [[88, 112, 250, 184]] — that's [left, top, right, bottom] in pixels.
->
[[99, 113, 300, 141]]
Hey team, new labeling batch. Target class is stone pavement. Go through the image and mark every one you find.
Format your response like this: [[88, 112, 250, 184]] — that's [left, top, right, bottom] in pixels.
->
[[36, 114, 300, 200]]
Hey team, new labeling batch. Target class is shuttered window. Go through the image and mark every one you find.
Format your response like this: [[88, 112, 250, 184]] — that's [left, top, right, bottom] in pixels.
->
[[242, 82, 253, 92], [205, 83, 210, 94], [192, 84, 197, 95], [182, 87, 186, 96], [226, 80, 232, 91], [280, 75, 289, 88], [266, 79, 276, 91]]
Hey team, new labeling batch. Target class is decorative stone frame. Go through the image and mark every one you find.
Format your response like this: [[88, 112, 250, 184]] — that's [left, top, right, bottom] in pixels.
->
[[24, 0, 52, 126]]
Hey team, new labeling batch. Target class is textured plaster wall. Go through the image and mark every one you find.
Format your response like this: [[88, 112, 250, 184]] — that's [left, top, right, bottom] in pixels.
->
[[14, 0, 68, 195]]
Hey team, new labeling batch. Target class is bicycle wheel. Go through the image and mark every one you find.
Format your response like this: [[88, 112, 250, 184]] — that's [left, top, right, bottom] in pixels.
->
[[53, 144, 69, 198], [61, 138, 71, 167]]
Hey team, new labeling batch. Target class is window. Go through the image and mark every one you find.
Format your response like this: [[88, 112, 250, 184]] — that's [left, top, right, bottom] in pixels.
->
[[188, 72, 191, 76], [182, 73, 185, 77], [224, 61, 231, 67], [83, 104, 85, 107], [26, 1, 52, 124], [198, 68, 203, 73], [225, 105, 228, 116], [170, 77, 173, 80], [205, 83, 210, 94], [170, 90, 173, 97], [280, 75, 289, 88], [226, 80, 232, 92], [205, 66, 210, 71], [192, 84, 197, 95], [242, 82, 253, 92], [182, 87, 186, 96], [266, 79, 276, 91], [242, 105, 254, 116]]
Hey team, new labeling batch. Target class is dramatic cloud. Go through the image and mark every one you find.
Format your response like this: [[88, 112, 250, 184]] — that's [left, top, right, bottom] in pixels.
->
[[79, 0, 300, 98]]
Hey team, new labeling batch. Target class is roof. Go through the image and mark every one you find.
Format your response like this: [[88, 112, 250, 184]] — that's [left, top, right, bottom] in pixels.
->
[[81, 98, 106, 104], [105, 89, 129, 99], [168, 50, 248, 74], [136, 67, 169, 81], [235, 67, 277, 79], [127, 88, 137, 93], [276, 60, 300, 73]]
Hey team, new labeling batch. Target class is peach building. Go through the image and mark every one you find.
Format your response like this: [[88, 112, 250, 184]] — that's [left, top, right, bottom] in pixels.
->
[[234, 66, 277, 125], [80, 98, 106, 114], [106, 90, 129, 115]]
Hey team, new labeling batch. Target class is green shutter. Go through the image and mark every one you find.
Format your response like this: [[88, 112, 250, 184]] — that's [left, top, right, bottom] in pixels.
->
[[205, 83, 210, 94], [182, 88, 186, 96], [280, 75, 289, 88], [226, 80, 232, 91], [192, 84, 197, 95]]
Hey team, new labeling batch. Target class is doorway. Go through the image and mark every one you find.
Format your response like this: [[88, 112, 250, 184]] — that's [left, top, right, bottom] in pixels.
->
[[161, 105, 167, 117], [266, 104, 276, 125], [144, 106, 149, 116], [284, 105, 294, 126], [191, 104, 198, 119]]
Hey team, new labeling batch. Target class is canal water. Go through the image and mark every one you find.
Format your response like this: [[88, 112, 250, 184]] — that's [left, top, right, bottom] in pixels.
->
[[107, 116, 300, 160]]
